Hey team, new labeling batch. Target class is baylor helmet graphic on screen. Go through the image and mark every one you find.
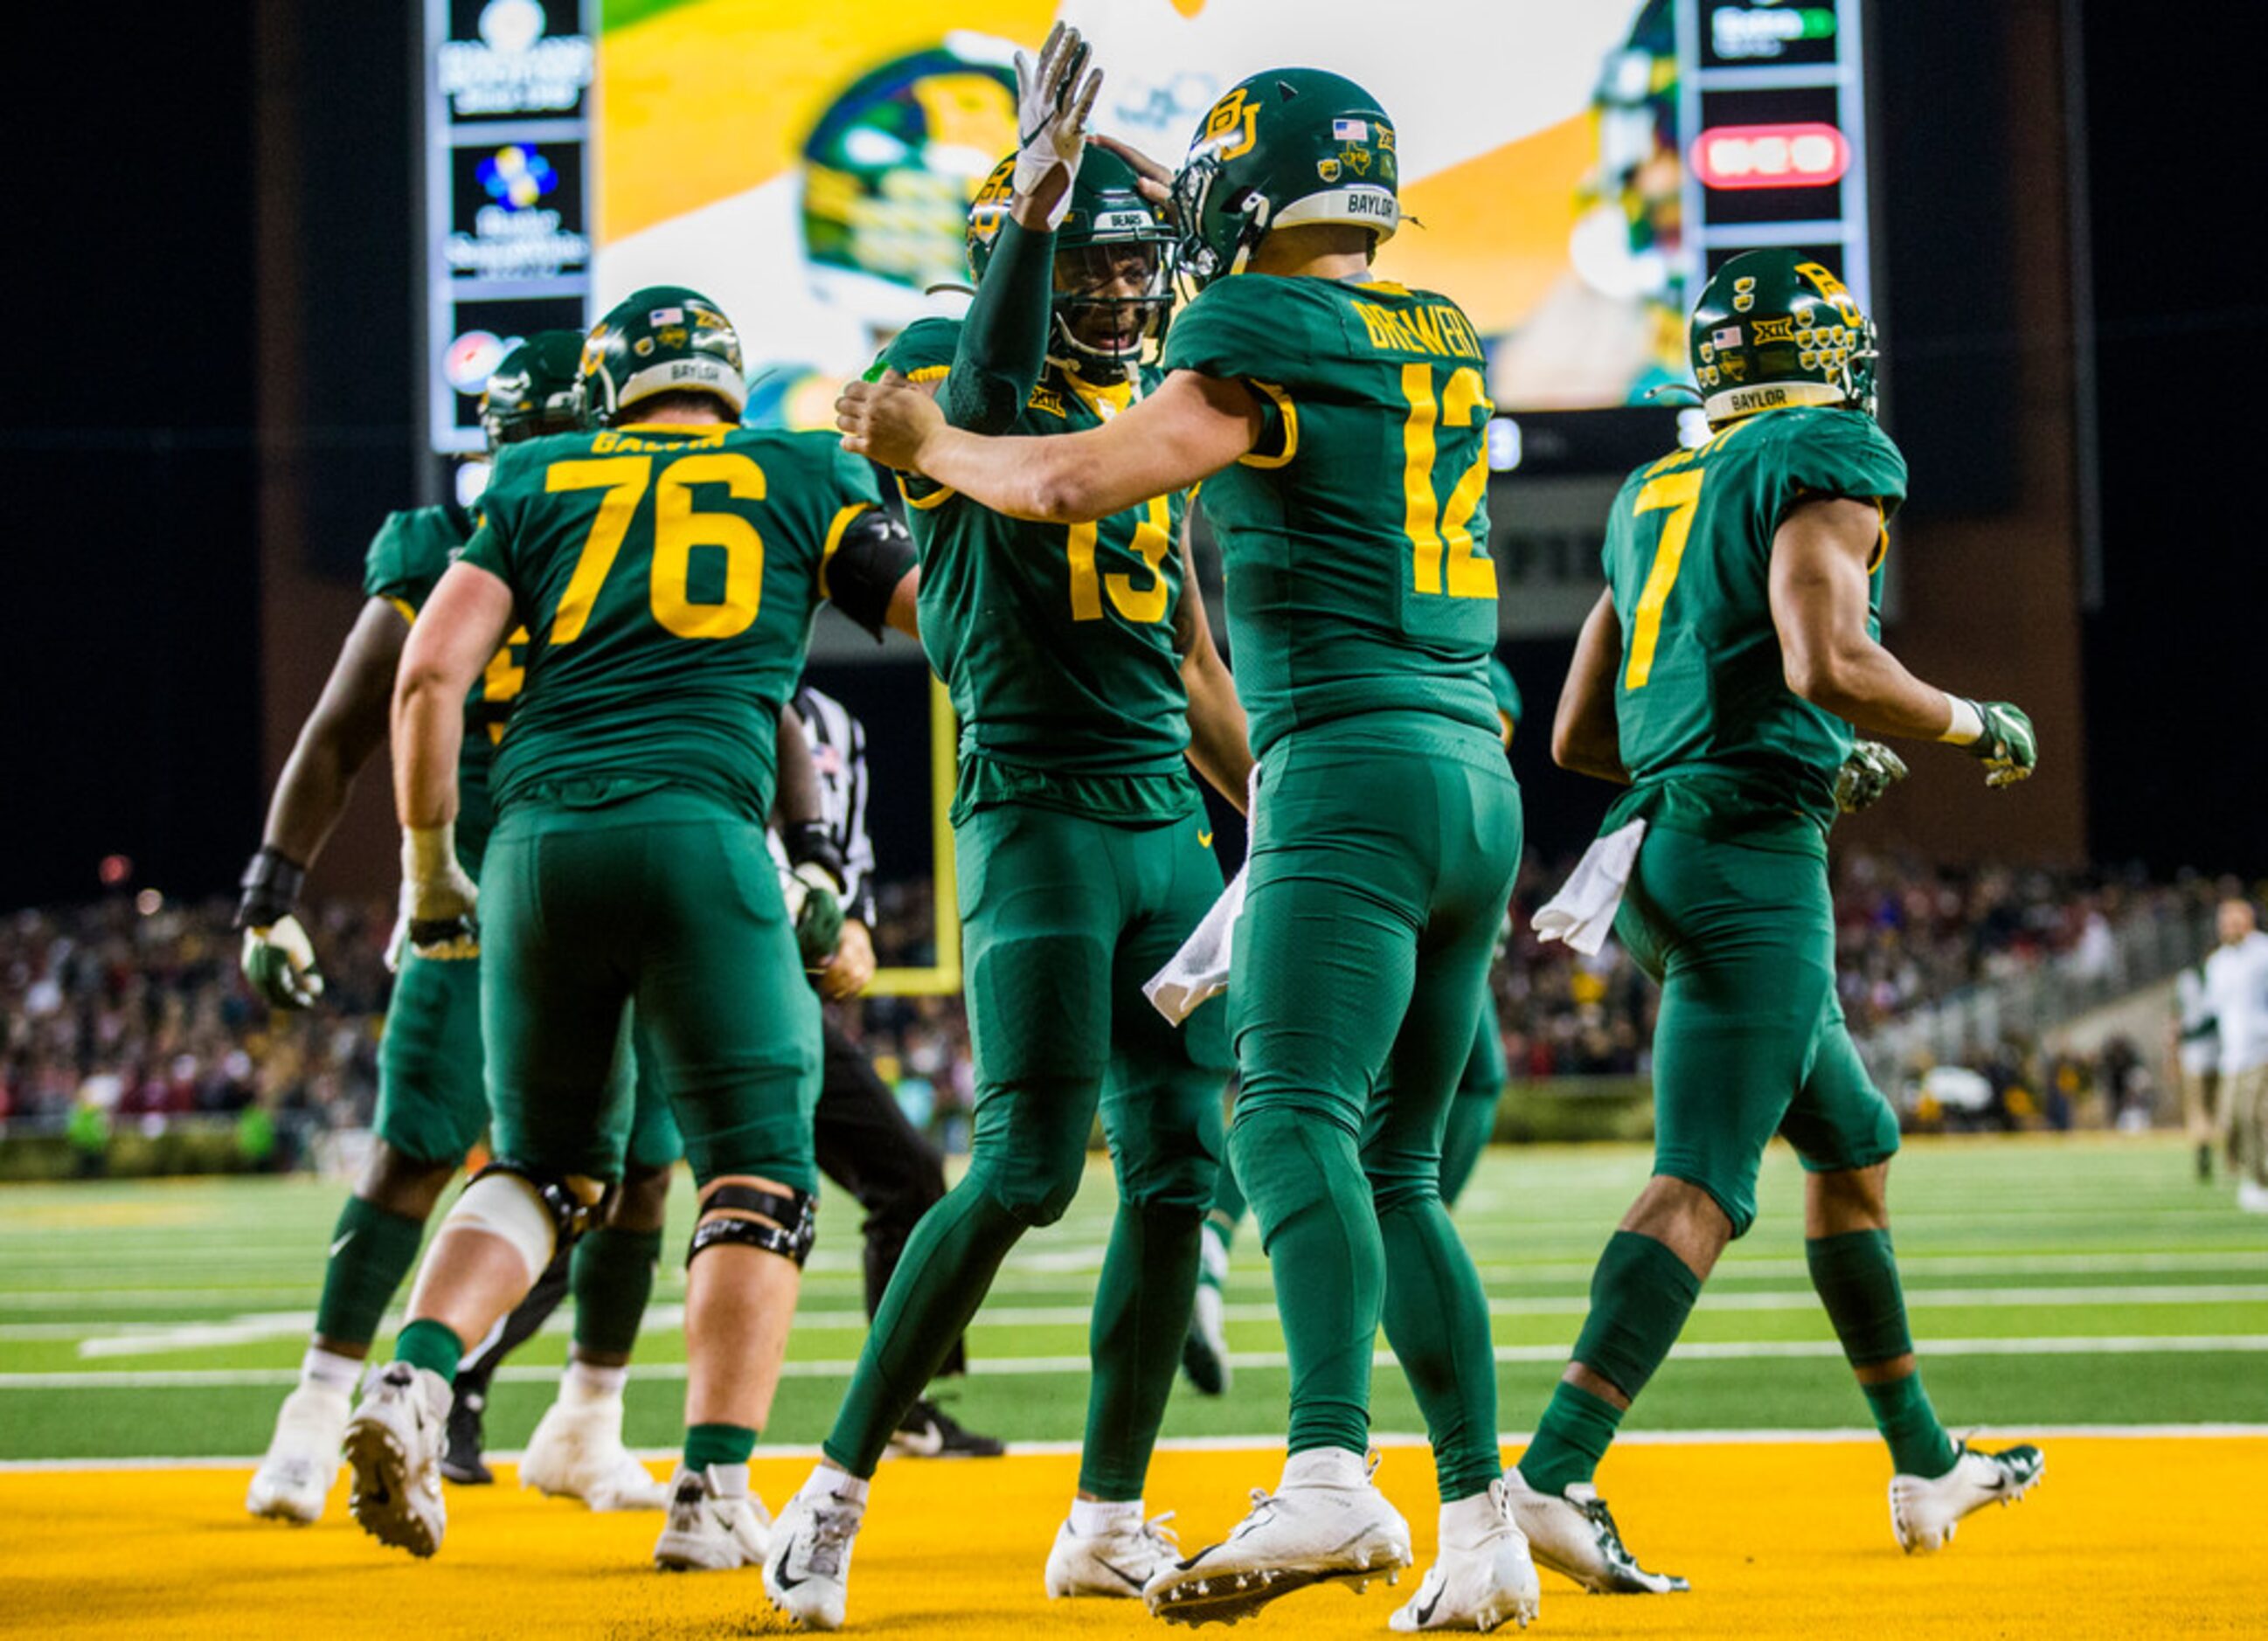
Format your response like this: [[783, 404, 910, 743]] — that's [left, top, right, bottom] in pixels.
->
[[480, 329, 590, 450], [966, 145, 1176, 366], [1689, 249, 1880, 426], [579, 286, 747, 424], [1170, 67, 1400, 291], [801, 42, 1019, 327]]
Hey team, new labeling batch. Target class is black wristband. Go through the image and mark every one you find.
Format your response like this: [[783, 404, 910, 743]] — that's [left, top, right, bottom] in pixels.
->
[[234, 846, 307, 931], [782, 821, 848, 892]]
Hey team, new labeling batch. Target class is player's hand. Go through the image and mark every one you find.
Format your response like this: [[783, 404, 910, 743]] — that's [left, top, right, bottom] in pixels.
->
[[838, 372, 946, 472], [1013, 21, 1102, 228], [1958, 700, 2038, 789], [1087, 133, 1176, 218], [401, 824, 480, 959], [817, 917, 877, 1001], [780, 862, 846, 973], [241, 915, 326, 1009], [1835, 739, 1910, 814]]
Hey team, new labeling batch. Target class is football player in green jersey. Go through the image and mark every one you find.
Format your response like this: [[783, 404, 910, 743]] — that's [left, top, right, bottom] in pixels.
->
[[338, 286, 919, 1570], [1502, 250, 2043, 1592], [1179, 658, 1522, 1400], [767, 29, 1255, 1628], [839, 66, 1538, 1633], [240, 333, 671, 1525]]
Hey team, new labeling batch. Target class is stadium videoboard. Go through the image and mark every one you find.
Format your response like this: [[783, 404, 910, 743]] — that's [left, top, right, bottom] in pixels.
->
[[421, 0, 1876, 472]]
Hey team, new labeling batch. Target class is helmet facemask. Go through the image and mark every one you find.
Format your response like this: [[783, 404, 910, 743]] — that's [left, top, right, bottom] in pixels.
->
[[1052, 237, 1173, 369]]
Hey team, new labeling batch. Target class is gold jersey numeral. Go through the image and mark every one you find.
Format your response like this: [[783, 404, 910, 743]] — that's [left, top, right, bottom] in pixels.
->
[[1067, 495, 1173, 625], [1622, 467, 1705, 689], [1400, 364, 1496, 600], [542, 452, 768, 645]]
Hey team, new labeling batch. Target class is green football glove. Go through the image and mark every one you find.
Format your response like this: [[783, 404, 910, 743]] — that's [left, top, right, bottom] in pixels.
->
[[401, 824, 480, 960], [780, 862, 846, 972], [232, 846, 323, 1007], [240, 914, 325, 1009], [1835, 739, 1910, 814], [1956, 699, 2038, 789]]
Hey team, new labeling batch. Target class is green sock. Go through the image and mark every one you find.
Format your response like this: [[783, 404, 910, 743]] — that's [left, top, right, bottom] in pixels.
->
[[394, 1318, 464, 1382], [312, 1196, 427, 1346], [1805, 1229, 1957, 1476], [1079, 1202, 1203, 1499], [571, 1226, 662, 1357], [1568, 1229, 1703, 1399], [685, 1422, 756, 1471], [1231, 1107, 1381, 1458], [1517, 1381, 1625, 1495], [1863, 1374, 1958, 1478], [822, 1176, 1026, 1478], [1378, 1196, 1502, 1502]]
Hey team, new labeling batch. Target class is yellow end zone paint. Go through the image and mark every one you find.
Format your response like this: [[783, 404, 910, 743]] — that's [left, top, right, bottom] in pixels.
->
[[2, 1438, 2260, 1638]]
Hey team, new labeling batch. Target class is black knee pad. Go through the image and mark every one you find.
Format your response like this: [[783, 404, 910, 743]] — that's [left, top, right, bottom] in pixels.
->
[[468, 1159, 614, 1249], [688, 1181, 817, 1268]]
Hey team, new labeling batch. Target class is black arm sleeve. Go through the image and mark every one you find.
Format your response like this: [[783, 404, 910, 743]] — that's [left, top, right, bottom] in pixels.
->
[[941, 216, 1056, 434], [824, 507, 917, 640]]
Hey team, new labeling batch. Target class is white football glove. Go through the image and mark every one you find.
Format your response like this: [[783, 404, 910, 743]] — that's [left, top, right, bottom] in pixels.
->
[[1013, 21, 1103, 228], [401, 823, 480, 960]]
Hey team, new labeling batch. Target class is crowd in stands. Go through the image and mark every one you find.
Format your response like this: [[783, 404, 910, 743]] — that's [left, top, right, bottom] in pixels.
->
[[0, 855, 2230, 1152]]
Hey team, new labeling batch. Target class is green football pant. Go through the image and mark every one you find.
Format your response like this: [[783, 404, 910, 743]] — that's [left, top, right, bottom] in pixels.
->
[[1438, 994, 1508, 1207], [823, 800, 1228, 1494], [1229, 712, 1522, 1502], [479, 791, 819, 1192], [1615, 826, 1901, 1237], [372, 949, 489, 1166]]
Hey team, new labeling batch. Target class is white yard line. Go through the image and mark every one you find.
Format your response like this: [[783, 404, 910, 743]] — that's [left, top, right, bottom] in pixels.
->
[[24, 1281, 2268, 1354], [4, 1333, 2265, 1389]]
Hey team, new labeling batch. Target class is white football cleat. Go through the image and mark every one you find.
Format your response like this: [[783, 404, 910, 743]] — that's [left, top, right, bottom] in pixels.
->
[[1501, 1471, 1687, 1594], [2237, 1179, 2268, 1215], [1890, 1442, 2044, 1553], [1144, 1465, 1412, 1626], [765, 1473, 868, 1631], [343, 1362, 451, 1558], [1391, 1480, 1541, 1632], [519, 1388, 669, 1510], [652, 1463, 771, 1571], [246, 1381, 350, 1525], [1044, 1509, 1182, 1599]]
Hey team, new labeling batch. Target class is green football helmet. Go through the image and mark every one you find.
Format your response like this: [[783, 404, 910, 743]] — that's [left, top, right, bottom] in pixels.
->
[[1689, 249, 1879, 426], [580, 286, 746, 424], [480, 329, 589, 451], [967, 144, 1176, 367], [1170, 67, 1400, 291]]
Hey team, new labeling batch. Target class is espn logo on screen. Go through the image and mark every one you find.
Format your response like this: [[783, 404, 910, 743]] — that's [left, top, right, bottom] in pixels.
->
[[1691, 122, 1851, 190]]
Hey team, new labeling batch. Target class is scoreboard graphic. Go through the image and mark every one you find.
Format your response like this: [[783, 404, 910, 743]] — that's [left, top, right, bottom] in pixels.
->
[[421, 0, 1876, 462]]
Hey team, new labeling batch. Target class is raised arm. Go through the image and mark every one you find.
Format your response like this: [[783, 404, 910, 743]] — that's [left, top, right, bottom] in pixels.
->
[[840, 368, 1260, 526], [392, 559, 515, 954], [1768, 496, 2036, 786], [1174, 522, 1252, 809], [1553, 588, 1629, 785], [232, 598, 409, 1006]]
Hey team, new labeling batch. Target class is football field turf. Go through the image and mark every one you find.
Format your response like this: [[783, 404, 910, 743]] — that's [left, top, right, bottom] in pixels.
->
[[3, 1134, 2265, 1635]]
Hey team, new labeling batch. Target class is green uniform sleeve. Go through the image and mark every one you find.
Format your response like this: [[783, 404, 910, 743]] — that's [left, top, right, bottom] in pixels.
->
[[1772, 412, 1908, 526], [1161, 279, 1294, 460], [459, 447, 536, 586], [361, 512, 427, 613], [880, 318, 964, 385], [942, 217, 1055, 434]]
